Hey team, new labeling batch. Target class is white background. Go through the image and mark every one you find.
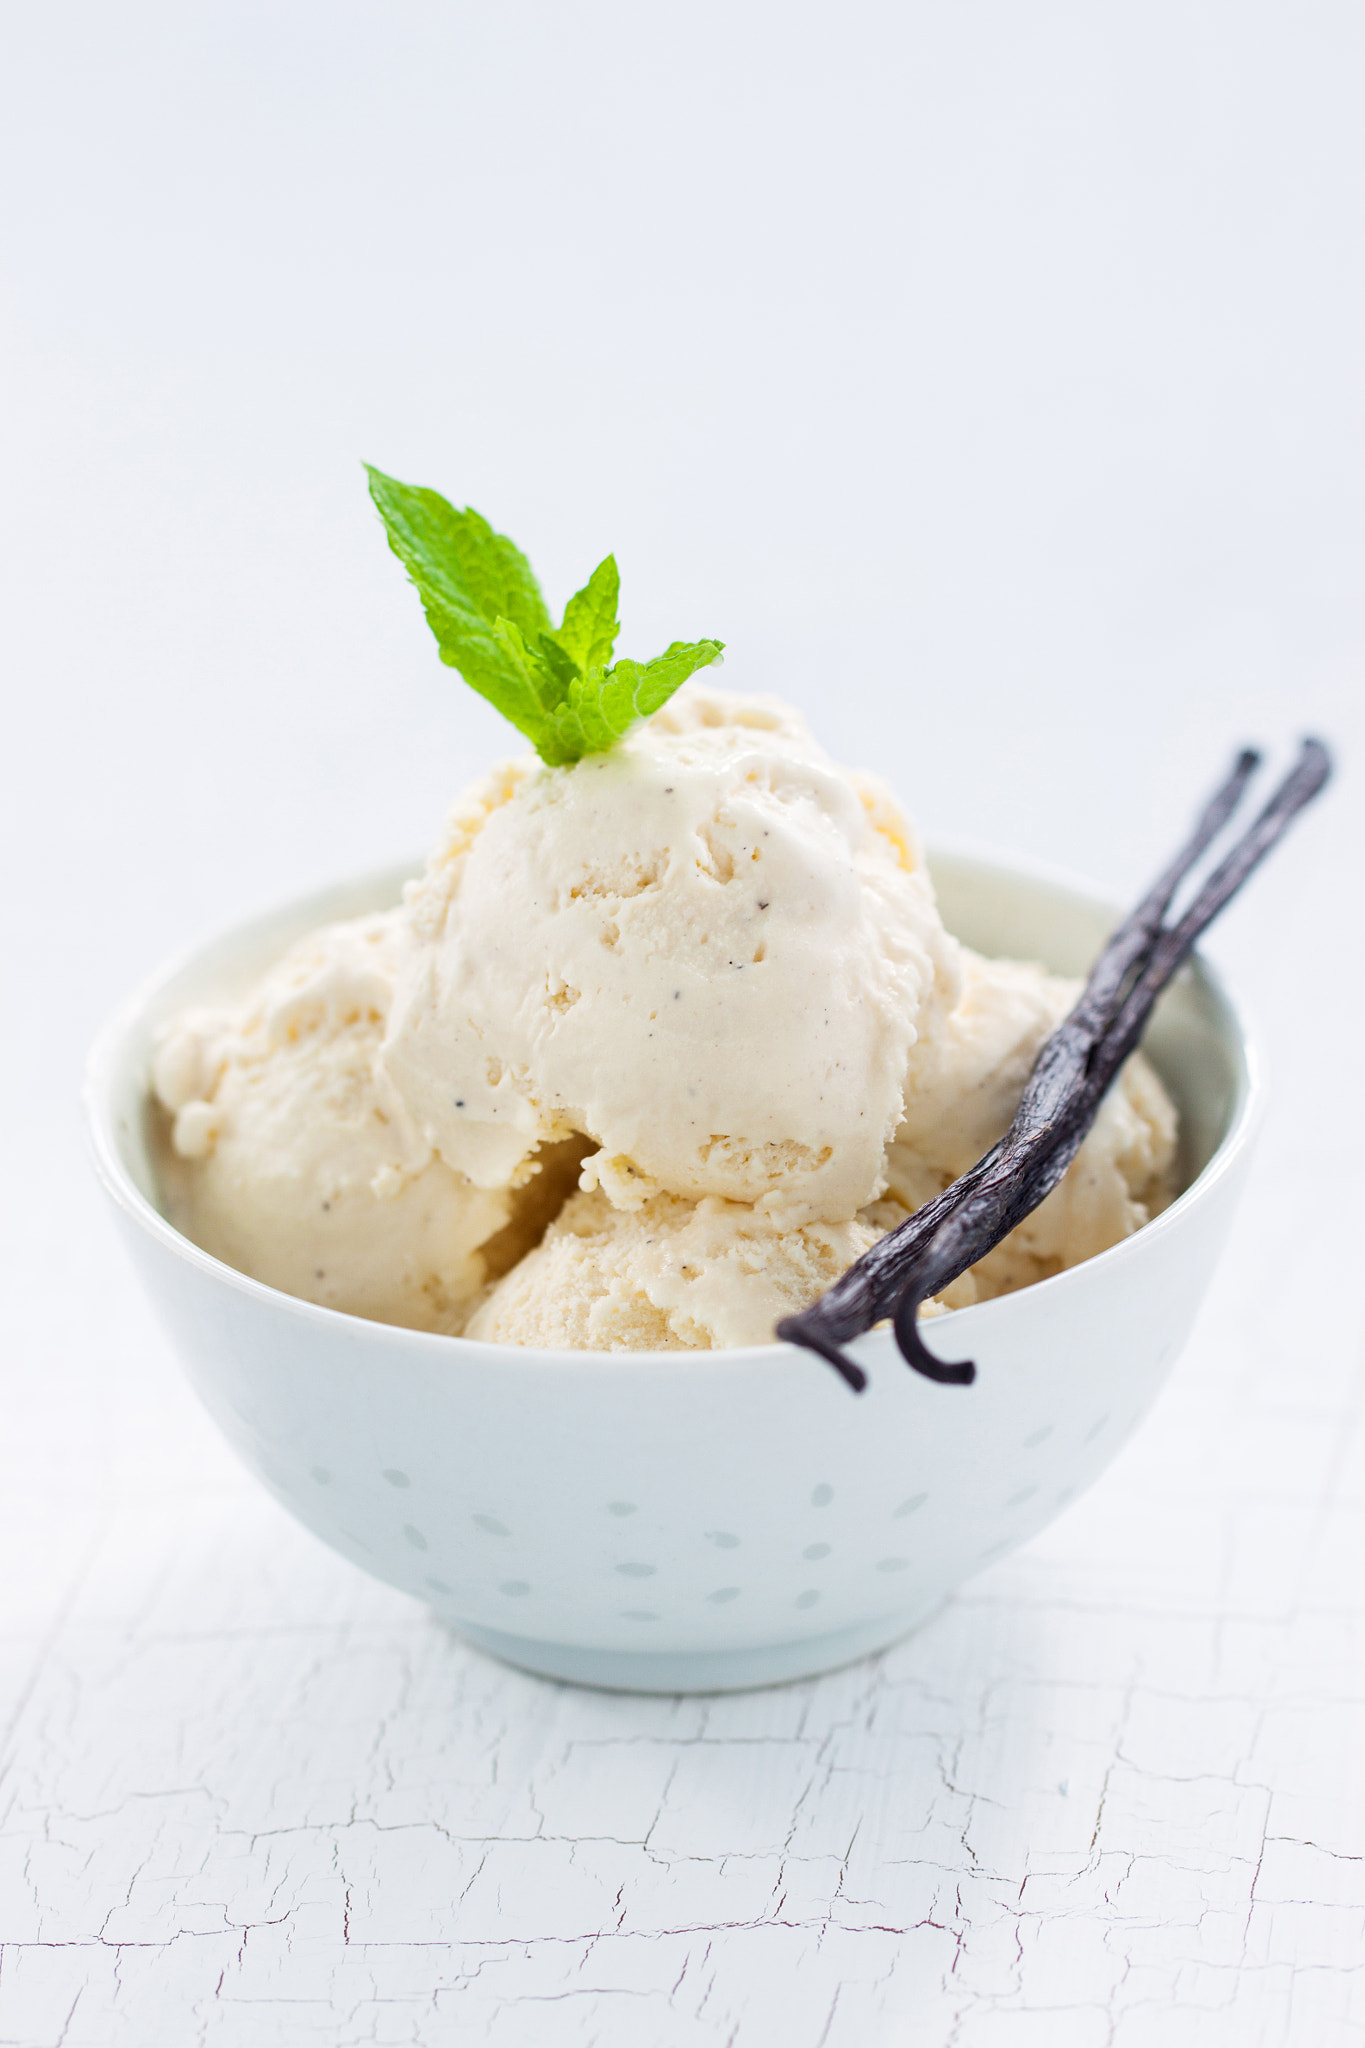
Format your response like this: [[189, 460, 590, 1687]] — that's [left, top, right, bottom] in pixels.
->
[[1, 3, 1361, 2043]]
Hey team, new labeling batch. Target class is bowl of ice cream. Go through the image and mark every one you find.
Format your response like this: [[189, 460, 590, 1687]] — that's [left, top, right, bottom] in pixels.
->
[[86, 826, 1258, 1693], [86, 470, 1283, 1690]]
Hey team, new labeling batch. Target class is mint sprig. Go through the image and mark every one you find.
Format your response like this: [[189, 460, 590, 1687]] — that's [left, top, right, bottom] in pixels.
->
[[366, 466, 723, 766]]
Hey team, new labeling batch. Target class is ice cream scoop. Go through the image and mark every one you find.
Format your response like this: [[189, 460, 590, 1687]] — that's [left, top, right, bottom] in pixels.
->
[[381, 684, 961, 1225], [150, 912, 574, 1332], [146, 688, 1183, 1353], [890, 948, 1177, 1289], [463, 1187, 895, 1350], [463, 950, 1178, 1353]]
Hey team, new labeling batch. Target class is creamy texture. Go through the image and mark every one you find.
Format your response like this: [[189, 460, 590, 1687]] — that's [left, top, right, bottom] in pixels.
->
[[381, 685, 960, 1225], [463, 1188, 892, 1351], [149, 682, 1180, 1352], [151, 913, 575, 1333], [466, 947, 1178, 1350], [887, 948, 1178, 1307]]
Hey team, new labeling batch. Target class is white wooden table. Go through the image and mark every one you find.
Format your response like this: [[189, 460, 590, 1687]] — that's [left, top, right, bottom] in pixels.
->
[[2, 3, 1360, 2041]]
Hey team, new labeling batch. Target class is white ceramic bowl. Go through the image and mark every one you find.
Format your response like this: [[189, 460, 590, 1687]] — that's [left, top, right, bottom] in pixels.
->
[[86, 848, 1259, 1693]]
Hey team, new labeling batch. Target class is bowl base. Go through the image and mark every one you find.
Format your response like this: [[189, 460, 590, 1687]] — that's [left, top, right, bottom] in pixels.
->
[[449, 1597, 946, 1694]]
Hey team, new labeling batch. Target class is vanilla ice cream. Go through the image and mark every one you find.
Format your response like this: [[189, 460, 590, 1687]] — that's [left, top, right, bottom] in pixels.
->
[[463, 945, 1178, 1350], [381, 685, 960, 1225], [150, 678, 1180, 1353], [151, 913, 580, 1332], [463, 1187, 895, 1351], [886, 947, 1177, 1307]]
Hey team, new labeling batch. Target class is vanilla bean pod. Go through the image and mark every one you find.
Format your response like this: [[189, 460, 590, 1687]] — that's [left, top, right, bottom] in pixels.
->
[[778, 738, 1332, 1392], [776, 744, 1269, 1388]]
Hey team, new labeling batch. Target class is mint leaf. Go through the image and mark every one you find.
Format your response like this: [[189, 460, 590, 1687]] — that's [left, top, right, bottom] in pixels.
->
[[546, 640, 725, 763], [543, 668, 619, 763], [551, 555, 620, 673], [488, 618, 563, 731], [600, 641, 726, 728], [367, 465, 558, 749], [366, 466, 549, 637], [537, 634, 583, 699], [366, 463, 722, 765]]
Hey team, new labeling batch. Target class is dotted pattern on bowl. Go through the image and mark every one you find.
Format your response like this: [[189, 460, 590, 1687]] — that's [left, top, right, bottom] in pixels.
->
[[296, 1405, 1132, 1627]]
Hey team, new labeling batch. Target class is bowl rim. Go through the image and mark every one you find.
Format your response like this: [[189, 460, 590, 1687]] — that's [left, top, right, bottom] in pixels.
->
[[84, 835, 1264, 1377]]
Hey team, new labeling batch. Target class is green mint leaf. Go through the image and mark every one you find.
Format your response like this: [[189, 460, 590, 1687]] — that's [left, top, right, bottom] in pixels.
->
[[546, 639, 725, 762], [366, 464, 722, 765], [598, 640, 726, 730], [551, 554, 620, 673], [366, 465, 550, 638], [429, 603, 548, 740], [546, 667, 619, 762], [367, 463, 563, 748], [485, 617, 575, 754], [537, 633, 583, 697]]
